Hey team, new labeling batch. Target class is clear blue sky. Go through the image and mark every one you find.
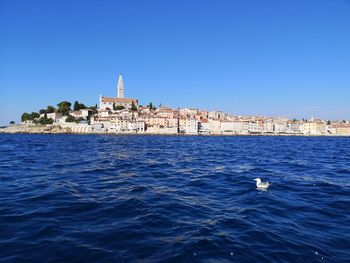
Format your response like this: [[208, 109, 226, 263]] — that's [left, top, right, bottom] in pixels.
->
[[1, 0, 349, 125]]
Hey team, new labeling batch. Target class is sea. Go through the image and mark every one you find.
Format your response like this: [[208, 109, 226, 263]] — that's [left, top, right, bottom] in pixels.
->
[[0, 134, 349, 262]]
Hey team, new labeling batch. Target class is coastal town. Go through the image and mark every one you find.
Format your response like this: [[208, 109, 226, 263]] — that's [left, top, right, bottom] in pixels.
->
[[2, 74, 350, 136]]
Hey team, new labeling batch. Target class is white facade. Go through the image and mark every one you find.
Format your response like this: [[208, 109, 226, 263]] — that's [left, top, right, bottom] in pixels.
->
[[117, 74, 124, 98], [208, 111, 226, 120], [128, 121, 145, 133], [39, 112, 63, 122], [263, 120, 274, 133], [274, 122, 287, 133], [248, 121, 261, 133], [180, 118, 199, 134], [221, 121, 242, 134], [208, 119, 221, 134], [199, 121, 210, 134]]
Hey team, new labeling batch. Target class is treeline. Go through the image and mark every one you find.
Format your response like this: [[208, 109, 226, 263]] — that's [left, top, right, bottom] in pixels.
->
[[21, 100, 97, 124]]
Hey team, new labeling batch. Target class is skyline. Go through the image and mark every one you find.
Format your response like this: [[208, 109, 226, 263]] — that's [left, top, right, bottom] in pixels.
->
[[1, 0, 350, 125]]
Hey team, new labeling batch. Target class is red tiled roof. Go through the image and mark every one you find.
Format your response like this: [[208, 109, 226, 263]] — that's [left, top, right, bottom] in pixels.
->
[[101, 97, 138, 103]]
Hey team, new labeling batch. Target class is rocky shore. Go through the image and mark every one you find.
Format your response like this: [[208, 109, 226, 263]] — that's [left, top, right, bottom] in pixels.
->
[[0, 124, 72, 134]]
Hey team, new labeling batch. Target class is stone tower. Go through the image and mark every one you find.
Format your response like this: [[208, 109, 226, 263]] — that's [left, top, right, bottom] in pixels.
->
[[117, 74, 124, 98]]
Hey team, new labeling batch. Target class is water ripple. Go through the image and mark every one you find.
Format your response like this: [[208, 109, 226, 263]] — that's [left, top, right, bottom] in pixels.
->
[[0, 134, 349, 262]]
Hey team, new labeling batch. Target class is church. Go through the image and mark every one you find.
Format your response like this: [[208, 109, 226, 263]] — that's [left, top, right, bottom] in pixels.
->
[[99, 74, 138, 110]]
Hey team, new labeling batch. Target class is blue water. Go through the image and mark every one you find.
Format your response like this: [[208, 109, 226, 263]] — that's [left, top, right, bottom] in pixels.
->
[[0, 134, 349, 262]]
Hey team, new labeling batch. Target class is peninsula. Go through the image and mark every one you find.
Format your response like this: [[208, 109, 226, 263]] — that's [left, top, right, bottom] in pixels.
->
[[1, 73, 349, 136]]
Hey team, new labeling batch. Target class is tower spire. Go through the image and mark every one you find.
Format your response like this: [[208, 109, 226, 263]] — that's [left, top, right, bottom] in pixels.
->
[[117, 73, 124, 98]]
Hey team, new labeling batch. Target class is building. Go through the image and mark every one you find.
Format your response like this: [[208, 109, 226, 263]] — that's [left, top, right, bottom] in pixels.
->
[[208, 111, 226, 120], [332, 124, 350, 135], [117, 74, 124, 98], [179, 118, 199, 134], [301, 121, 326, 135], [220, 121, 242, 134], [208, 119, 222, 134], [99, 73, 138, 110], [39, 112, 63, 122], [199, 119, 210, 134], [69, 109, 95, 120], [99, 96, 138, 110]]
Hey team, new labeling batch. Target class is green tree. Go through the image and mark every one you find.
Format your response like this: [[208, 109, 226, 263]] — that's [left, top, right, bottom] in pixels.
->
[[73, 101, 80, 111], [46, 106, 55, 113], [38, 117, 53, 125], [39, 109, 46, 114], [21, 112, 31, 122], [65, 115, 75, 122], [148, 102, 156, 111], [88, 104, 97, 110], [131, 101, 138, 111], [115, 105, 125, 110], [327, 120, 331, 125], [30, 112, 40, 119], [74, 101, 86, 111], [9, 121, 15, 125], [112, 102, 116, 110], [75, 117, 85, 123], [57, 101, 71, 115], [79, 103, 86, 109]]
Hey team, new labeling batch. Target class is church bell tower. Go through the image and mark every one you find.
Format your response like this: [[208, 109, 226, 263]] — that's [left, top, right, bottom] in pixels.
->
[[117, 74, 124, 98]]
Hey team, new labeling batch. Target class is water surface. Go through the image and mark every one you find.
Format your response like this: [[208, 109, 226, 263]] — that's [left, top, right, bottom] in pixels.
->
[[0, 134, 349, 262]]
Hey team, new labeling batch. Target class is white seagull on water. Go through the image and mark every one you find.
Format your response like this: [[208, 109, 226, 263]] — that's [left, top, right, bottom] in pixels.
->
[[254, 178, 271, 189]]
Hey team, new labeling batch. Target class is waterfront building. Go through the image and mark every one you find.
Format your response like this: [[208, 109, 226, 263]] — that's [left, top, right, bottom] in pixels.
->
[[286, 122, 301, 134], [179, 118, 199, 134], [332, 124, 350, 135], [274, 122, 287, 133], [263, 120, 274, 133], [248, 121, 261, 133], [198, 119, 210, 134], [220, 121, 242, 134], [208, 119, 222, 134], [128, 121, 145, 133], [301, 121, 326, 135]]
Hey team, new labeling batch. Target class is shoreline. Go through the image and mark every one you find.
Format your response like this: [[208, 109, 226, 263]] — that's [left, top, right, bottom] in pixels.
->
[[0, 125, 348, 137]]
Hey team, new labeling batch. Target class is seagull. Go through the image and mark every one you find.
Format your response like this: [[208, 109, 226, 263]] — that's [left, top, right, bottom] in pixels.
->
[[254, 178, 271, 189]]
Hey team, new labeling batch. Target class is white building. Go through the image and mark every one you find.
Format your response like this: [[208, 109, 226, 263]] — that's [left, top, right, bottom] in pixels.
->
[[301, 122, 326, 135], [221, 121, 242, 134], [39, 112, 63, 122], [274, 122, 287, 133], [263, 120, 274, 133], [208, 119, 222, 134], [248, 121, 261, 133], [179, 118, 199, 134], [128, 121, 145, 133], [208, 111, 226, 120], [199, 119, 210, 134]]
